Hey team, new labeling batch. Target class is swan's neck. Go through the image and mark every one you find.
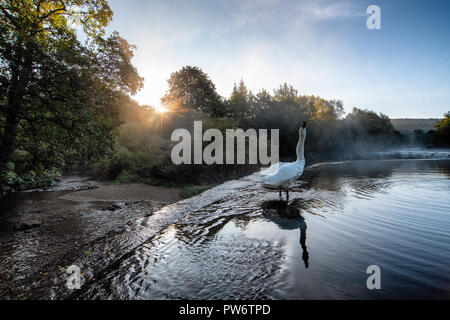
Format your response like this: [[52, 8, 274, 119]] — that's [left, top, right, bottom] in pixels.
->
[[296, 129, 306, 161]]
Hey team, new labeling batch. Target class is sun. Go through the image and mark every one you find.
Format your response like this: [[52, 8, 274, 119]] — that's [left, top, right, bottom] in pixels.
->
[[154, 105, 168, 113]]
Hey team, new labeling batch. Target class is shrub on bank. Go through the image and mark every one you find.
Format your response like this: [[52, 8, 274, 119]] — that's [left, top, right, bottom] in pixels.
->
[[0, 162, 60, 196]]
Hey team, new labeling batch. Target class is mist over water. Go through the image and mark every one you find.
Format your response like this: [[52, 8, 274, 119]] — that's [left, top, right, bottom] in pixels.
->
[[369, 149, 450, 160], [73, 159, 450, 300]]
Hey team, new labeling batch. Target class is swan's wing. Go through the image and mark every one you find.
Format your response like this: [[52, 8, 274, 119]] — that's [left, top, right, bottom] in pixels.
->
[[260, 162, 286, 176]]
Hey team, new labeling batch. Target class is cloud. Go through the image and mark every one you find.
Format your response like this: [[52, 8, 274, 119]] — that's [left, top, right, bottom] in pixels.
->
[[296, 0, 364, 21], [229, 0, 363, 29], [230, 0, 282, 28]]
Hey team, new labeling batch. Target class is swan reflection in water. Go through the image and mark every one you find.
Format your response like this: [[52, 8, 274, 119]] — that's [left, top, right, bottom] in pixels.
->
[[261, 200, 309, 268]]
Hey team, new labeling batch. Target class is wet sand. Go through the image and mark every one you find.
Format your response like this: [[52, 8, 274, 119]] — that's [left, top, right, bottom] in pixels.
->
[[60, 183, 182, 203]]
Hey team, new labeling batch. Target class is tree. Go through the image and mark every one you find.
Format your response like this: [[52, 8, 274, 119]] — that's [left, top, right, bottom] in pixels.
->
[[229, 79, 252, 121], [1, 1, 110, 165], [0, 0, 143, 192], [434, 114, 450, 147], [162, 66, 225, 117], [414, 129, 426, 145], [344, 108, 400, 145]]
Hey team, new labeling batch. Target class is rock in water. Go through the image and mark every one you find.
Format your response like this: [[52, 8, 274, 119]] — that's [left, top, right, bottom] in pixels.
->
[[13, 220, 41, 231]]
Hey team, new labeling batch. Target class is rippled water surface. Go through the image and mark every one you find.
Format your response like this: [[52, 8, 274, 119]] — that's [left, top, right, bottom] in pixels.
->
[[76, 160, 450, 300]]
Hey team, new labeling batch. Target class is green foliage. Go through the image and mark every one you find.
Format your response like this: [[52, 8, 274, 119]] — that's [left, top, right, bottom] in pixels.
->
[[114, 170, 181, 188], [434, 114, 450, 147], [162, 66, 226, 117], [229, 79, 252, 119], [0, 0, 143, 195], [100, 115, 165, 180], [180, 185, 210, 199], [113, 169, 211, 199], [414, 113, 450, 147], [0, 161, 60, 196], [113, 171, 141, 184], [204, 117, 239, 134], [0, 0, 113, 39], [1, 163, 20, 194]]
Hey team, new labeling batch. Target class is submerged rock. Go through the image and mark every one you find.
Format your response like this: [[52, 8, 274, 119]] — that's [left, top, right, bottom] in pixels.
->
[[13, 220, 41, 231], [102, 204, 123, 211]]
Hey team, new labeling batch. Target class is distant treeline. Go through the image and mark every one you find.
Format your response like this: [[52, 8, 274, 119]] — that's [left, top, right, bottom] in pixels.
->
[[160, 66, 407, 163], [101, 66, 408, 186], [412, 113, 450, 148], [390, 119, 439, 134], [105, 66, 449, 187]]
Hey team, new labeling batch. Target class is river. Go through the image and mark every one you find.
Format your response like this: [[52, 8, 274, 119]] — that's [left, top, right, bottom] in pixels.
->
[[1, 158, 450, 299]]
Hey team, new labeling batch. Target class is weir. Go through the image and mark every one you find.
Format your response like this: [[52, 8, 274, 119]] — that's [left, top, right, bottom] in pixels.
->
[[371, 150, 450, 160]]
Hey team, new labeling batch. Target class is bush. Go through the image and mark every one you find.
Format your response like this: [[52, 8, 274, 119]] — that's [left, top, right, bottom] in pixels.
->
[[113, 171, 141, 184], [180, 185, 211, 199], [0, 162, 60, 197], [113, 170, 183, 188], [99, 120, 164, 180]]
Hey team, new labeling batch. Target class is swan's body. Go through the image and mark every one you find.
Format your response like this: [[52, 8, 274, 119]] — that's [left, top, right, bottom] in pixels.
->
[[261, 127, 306, 200]]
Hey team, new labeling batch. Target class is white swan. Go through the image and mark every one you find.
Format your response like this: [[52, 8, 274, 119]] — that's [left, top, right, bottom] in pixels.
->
[[261, 122, 307, 201]]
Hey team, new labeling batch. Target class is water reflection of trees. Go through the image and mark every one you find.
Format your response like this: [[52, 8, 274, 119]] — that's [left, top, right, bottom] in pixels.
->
[[296, 161, 394, 190], [429, 160, 450, 179], [290, 161, 397, 202]]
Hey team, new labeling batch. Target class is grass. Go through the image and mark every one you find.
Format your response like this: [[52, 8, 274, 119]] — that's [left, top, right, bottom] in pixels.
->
[[180, 185, 211, 199], [114, 171, 181, 188], [114, 170, 212, 199]]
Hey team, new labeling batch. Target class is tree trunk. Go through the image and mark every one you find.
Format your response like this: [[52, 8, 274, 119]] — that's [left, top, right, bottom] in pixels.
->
[[0, 40, 33, 172], [0, 97, 21, 169]]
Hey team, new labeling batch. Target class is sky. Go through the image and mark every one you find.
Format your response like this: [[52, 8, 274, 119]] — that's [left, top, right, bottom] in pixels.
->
[[105, 0, 450, 118]]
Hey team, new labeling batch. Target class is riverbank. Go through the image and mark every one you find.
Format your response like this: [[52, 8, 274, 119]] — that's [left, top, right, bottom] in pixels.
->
[[60, 183, 183, 202], [0, 174, 187, 299], [0, 169, 258, 299]]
